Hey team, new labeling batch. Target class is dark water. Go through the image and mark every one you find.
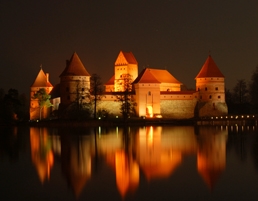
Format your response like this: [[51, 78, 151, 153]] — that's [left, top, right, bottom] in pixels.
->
[[1, 125, 258, 201]]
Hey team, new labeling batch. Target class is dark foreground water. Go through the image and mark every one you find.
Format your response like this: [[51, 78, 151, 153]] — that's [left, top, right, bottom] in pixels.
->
[[1, 125, 258, 201]]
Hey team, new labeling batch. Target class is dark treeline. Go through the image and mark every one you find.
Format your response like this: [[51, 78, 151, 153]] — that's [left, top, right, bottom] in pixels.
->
[[0, 88, 29, 125], [226, 66, 258, 114]]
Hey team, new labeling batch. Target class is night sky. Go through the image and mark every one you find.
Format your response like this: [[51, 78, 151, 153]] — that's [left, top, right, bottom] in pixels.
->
[[1, 0, 258, 95]]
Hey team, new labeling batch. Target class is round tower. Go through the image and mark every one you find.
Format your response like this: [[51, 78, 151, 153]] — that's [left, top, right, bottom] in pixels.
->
[[59, 52, 91, 108], [195, 55, 228, 117]]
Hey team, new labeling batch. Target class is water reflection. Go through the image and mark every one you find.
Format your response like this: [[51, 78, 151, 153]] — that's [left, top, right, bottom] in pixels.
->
[[27, 126, 230, 198], [196, 127, 227, 190]]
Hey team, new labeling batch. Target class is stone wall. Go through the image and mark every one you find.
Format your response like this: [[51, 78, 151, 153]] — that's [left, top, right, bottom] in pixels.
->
[[197, 101, 228, 117], [160, 99, 198, 119], [96, 100, 122, 118]]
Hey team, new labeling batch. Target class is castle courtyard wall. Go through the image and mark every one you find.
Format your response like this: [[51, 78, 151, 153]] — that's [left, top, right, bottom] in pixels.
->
[[160, 99, 198, 119]]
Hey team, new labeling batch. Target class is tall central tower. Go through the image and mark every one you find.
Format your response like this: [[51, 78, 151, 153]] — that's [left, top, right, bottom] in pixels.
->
[[114, 51, 138, 92]]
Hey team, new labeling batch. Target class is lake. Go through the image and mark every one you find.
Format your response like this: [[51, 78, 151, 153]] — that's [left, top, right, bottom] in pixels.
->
[[1, 125, 258, 201]]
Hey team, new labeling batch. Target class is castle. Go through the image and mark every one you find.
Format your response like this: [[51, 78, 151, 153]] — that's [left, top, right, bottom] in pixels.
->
[[30, 51, 228, 120]]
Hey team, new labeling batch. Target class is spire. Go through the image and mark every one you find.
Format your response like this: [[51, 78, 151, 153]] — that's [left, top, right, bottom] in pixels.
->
[[31, 68, 53, 88], [195, 55, 224, 79], [59, 52, 90, 77]]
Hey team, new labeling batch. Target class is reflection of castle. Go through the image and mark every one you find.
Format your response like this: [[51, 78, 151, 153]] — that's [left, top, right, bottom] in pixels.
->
[[30, 127, 54, 183], [30, 51, 228, 120], [29, 126, 228, 198], [197, 127, 227, 189]]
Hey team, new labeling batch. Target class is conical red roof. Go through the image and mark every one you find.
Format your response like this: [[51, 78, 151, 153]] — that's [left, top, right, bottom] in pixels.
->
[[31, 69, 53, 88], [195, 55, 224, 78], [60, 52, 90, 77]]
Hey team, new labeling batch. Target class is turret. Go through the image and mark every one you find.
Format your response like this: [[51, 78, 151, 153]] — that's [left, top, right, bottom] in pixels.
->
[[30, 68, 53, 120], [59, 52, 91, 107], [195, 55, 228, 117]]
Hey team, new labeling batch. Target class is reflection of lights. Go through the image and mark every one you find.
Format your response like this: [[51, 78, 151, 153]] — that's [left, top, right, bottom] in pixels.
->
[[98, 126, 101, 136], [116, 127, 119, 136], [147, 126, 154, 146]]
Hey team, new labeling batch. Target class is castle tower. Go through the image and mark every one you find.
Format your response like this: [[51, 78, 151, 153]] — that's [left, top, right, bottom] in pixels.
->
[[195, 55, 228, 117], [114, 51, 138, 92], [59, 52, 91, 108], [30, 68, 53, 120]]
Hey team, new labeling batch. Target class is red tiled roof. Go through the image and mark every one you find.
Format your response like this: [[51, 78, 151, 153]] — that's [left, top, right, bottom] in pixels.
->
[[133, 68, 160, 84], [59, 52, 90, 77], [105, 75, 115, 85], [115, 51, 138, 65], [31, 69, 53, 88], [195, 55, 224, 78], [133, 68, 182, 84]]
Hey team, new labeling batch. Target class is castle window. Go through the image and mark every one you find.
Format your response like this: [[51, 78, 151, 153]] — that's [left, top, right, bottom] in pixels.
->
[[200, 96, 202, 99], [209, 95, 212, 99], [67, 95, 70, 100], [218, 96, 221, 99], [66, 87, 69, 92], [205, 87, 207, 91], [148, 91, 151, 96], [198, 88, 200, 91], [82, 88, 85, 91], [215, 87, 218, 90]]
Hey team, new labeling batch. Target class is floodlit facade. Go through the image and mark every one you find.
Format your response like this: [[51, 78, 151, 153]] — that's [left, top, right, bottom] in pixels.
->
[[29, 51, 228, 120], [30, 68, 53, 120]]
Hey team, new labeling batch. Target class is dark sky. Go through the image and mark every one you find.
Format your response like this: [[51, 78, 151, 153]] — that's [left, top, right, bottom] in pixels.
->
[[1, 0, 258, 95]]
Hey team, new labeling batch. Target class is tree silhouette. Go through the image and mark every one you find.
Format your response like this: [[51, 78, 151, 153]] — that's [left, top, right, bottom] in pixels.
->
[[90, 74, 104, 119], [249, 65, 258, 113], [116, 74, 136, 120], [33, 88, 53, 120]]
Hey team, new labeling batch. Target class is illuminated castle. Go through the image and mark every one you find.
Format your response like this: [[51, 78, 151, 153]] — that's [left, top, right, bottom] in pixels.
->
[[30, 51, 228, 120]]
